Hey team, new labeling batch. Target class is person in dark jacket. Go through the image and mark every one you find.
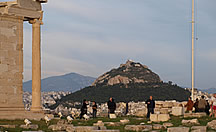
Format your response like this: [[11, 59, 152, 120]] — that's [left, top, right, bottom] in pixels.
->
[[107, 97, 116, 114], [194, 98, 199, 113], [80, 99, 88, 119], [145, 96, 155, 118], [92, 101, 97, 118], [125, 102, 129, 115], [205, 100, 210, 115]]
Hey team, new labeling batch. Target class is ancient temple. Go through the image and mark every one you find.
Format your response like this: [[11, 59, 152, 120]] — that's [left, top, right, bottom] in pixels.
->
[[0, 0, 47, 120]]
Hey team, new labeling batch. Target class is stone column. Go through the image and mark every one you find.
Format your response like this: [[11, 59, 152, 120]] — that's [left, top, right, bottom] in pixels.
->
[[30, 19, 43, 112]]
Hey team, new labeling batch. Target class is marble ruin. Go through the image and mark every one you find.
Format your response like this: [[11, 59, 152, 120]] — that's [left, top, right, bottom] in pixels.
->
[[0, 0, 47, 119]]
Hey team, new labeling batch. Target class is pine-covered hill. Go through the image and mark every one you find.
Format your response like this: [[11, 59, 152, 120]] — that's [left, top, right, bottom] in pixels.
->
[[53, 83, 190, 108]]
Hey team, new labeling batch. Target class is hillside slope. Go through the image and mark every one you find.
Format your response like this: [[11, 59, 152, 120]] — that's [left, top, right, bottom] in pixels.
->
[[59, 83, 190, 103]]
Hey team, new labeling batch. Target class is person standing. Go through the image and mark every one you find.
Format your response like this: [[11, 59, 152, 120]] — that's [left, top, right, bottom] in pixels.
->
[[125, 102, 129, 115], [198, 95, 207, 112], [185, 97, 194, 113], [107, 97, 116, 115], [194, 98, 199, 113], [80, 99, 88, 119], [92, 101, 97, 118], [205, 100, 210, 115], [210, 93, 216, 117], [145, 96, 155, 118]]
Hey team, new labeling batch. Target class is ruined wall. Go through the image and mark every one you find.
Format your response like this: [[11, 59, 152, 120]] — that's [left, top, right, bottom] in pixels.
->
[[0, 14, 24, 110]]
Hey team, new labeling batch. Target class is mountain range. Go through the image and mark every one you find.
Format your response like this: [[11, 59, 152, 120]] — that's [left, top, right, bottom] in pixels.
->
[[23, 73, 96, 92], [200, 88, 216, 94]]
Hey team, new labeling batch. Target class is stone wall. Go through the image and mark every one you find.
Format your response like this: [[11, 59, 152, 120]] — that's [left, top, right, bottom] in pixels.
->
[[0, 14, 24, 110]]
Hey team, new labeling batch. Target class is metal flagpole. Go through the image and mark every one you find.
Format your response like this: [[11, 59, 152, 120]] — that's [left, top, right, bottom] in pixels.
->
[[191, 0, 195, 101]]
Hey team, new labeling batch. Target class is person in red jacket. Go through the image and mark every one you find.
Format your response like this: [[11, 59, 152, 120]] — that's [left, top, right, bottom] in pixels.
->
[[185, 97, 194, 113]]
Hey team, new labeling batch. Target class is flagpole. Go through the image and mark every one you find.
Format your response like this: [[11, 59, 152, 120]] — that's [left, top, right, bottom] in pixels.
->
[[191, 0, 195, 101]]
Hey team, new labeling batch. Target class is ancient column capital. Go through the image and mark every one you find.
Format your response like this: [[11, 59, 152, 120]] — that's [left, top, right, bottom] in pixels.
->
[[29, 11, 44, 25], [29, 19, 43, 25]]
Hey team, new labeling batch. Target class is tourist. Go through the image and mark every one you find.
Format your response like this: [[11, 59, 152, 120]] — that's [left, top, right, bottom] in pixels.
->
[[194, 98, 199, 113], [80, 99, 88, 119], [205, 100, 210, 115], [92, 101, 97, 118], [107, 97, 116, 116], [209, 93, 216, 117], [125, 102, 129, 115], [198, 95, 207, 112], [145, 96, 155, 118], [185, 97, 194, 113]]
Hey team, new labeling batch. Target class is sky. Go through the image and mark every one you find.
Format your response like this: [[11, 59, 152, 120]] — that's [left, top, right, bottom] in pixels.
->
[[22, 0, 216, 89]]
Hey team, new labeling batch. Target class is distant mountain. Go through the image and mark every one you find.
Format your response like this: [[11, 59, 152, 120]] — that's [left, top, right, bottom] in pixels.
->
[[23, 73, 96, 92], [200, 88, 216, 94], [51, 61, 190, 108]]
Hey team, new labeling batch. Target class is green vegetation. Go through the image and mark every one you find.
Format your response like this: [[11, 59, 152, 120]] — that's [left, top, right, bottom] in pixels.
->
[[50, 83, 190, 109], [0, 116, 215, 132]]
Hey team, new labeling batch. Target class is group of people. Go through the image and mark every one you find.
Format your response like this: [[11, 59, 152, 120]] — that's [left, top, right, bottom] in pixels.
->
[[185, 93, 216, 117], [79, 97, 116, 119], [79, 99, 97, 119], [79, 94, 216, 119]]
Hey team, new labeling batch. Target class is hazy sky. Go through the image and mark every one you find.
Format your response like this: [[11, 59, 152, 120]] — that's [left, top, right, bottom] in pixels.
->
[[23, 0, 216, 89]]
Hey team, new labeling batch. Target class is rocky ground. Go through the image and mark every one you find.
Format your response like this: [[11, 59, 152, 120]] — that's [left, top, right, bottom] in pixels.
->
[[0, 115, 216, 132]]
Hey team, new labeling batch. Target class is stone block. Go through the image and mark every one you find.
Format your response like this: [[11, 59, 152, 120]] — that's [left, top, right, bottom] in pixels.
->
[[162, 102, 173, 108], [160, 108, 169, 114], [153, 124, 165, 130], [135, 109, 147, 117], [104, 122, 120, 127], [0, 125, 16, 128], [163, 123, 173, 128], [93, 120, 104, 126], [124, 125, 152, 132], [167, 127, 189, 132], [158, 114, 170, 122], [20, 124, 39, 130], [120, 119, 129, 124], [191, 126, 207, 132], [0, 64, 8, 73], [171, 107, 184, 116], [109, 114, 116, 119], [184, 113, 206, 118], [182, 119, 199, 125], [150, 114, 158, 122], [207, 120, 216, 130], [66, 126, 75, 132], [74, 126, 98, 132], [150, 114, 170, 122], [92, 130, 119, 132]]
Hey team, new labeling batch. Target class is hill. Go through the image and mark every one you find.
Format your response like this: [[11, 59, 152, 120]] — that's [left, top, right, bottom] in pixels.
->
[[50, 61, 190, 109], [92, 60, 161, 86], [59, 83, 190, 103], [23, 73, 96, 92]]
